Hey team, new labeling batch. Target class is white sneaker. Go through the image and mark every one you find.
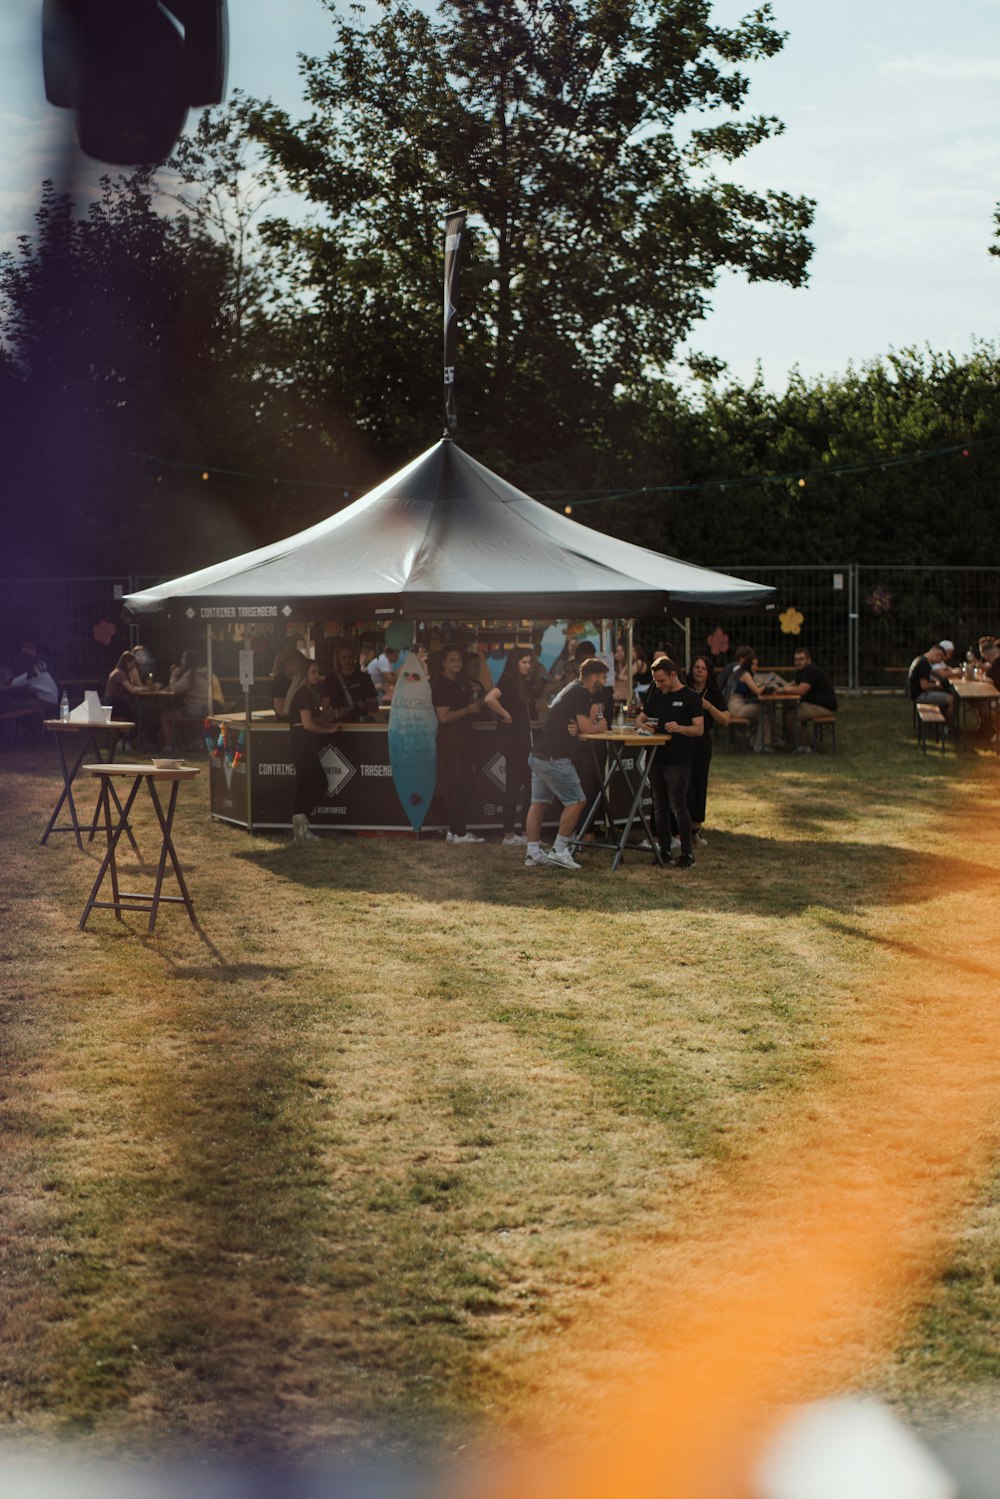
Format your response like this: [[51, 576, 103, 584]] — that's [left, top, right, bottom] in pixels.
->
[[670, 836, 681, 851], [447, 831, 485, 844], [502, 833, 527, 846], [524, 849, 549, 868], [694, 831, 708, 846], [637, 838, 653, 850], [546, 846, 581, 871]]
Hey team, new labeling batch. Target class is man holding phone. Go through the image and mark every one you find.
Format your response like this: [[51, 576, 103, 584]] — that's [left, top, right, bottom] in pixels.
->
[[639, 657, 704, 868]]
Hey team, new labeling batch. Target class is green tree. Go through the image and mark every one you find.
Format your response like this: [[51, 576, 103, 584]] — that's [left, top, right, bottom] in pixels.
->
[[247, 0, 815, 467]]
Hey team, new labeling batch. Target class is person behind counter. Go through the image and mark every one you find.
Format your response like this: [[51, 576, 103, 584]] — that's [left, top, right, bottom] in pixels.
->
[[432, 645, 485, 844], [270, 647, 309, 718], [289, 660, 340, 842], [484, 647, 541, 847], [322, 641, 377, 722]]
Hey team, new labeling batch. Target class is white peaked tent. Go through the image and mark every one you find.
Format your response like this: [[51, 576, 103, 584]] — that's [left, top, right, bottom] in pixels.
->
[[124, 438, 773, 620]]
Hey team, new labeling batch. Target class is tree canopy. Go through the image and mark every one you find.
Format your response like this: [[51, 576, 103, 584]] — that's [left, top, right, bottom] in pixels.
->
[[248, 0, 815, 462]]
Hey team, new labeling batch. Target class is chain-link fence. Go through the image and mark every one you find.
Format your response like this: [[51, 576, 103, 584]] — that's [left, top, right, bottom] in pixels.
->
[[6, 567, 1000, 690]]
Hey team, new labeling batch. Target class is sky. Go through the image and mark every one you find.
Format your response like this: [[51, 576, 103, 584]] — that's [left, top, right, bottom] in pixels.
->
[[2, 0, 1000, 389]]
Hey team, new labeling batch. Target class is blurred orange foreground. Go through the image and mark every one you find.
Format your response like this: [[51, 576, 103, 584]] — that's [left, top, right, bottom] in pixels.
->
[[478, 841, 1000, 1499]]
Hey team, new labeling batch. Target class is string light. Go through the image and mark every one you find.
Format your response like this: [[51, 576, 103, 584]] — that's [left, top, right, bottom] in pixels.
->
[[69, 427, 998, 511]]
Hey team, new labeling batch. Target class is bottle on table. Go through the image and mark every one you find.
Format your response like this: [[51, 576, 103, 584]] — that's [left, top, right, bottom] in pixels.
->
[[59, 691, 69, 722]]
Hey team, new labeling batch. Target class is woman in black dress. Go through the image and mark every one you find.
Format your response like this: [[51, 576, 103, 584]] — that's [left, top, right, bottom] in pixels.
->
[[288, 660, 338, 842], [686, 655, 729, 844], [484, 648, 541, 846]]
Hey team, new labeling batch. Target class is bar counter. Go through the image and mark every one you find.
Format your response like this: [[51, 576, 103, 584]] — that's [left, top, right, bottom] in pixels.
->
[[206, 713, 648, 835]]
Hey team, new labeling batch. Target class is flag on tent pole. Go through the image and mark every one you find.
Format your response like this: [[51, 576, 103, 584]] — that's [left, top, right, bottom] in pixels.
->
[[443, 210, 466, 431]]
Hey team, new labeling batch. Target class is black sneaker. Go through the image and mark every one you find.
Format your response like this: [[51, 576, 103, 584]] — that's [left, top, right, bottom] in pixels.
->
[[650, 852, 672, 867], [676, 853, 696, 869]]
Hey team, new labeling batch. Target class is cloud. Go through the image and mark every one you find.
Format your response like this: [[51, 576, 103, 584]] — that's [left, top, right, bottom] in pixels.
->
[[878, 52, 1000, 81]]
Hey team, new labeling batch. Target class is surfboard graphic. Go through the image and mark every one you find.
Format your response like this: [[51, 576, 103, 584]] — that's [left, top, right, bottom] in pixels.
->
[[388, 650, 438, 832]]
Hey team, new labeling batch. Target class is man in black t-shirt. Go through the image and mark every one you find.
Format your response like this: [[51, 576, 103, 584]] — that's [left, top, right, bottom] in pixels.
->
[[787, 646, 838, 752], [322, 642, 378, 723], [907, 644, 954, 725], [639, 658, 704, 868], [525, 658, 609, 871], [432, 645, 485, 844]]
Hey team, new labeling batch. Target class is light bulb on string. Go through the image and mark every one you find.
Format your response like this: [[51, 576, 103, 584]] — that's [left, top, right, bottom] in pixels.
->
[[564, 505, 573, 515], [201, 471, 210, 481], [798, 478, 806, 488]]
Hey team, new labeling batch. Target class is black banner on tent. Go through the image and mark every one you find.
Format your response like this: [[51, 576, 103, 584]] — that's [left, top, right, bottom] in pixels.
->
[[443, 210, 466, 430]]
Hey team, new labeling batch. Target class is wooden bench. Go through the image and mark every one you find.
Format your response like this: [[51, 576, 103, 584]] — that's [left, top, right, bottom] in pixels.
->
[[808, 713, 838, 753], [915, 702, 948, 753], [724, 717, 753, 752], [0, 706, 44, 746]]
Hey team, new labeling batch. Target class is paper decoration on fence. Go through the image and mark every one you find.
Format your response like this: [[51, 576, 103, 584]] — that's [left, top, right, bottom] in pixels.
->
[[706, 627, 729, 657], [93, 619, 117, 645], [866, 586, 893, 615], [779, 607, 804, 635]]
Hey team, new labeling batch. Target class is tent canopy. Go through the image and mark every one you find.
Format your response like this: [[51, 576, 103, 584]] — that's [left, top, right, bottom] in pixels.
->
[[125, 439, 773, 621]]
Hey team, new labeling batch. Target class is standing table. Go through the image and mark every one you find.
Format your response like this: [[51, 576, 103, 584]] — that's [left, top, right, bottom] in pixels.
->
[[572, 730, 672, 871], [42, 719, 137, 852], [79, 764, 201, 932]]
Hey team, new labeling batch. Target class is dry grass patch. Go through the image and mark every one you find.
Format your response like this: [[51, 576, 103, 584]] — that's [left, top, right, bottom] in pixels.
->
[[0, 697, 998, 1463]]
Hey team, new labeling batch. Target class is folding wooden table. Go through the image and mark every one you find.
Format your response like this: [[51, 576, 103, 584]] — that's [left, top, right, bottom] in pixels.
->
[[42, 719, 136, 851], [572, 730, 671, 871], [79, 763, 201, 932]]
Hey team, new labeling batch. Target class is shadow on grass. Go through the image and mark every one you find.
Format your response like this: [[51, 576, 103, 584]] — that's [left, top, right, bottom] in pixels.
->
[[230, 831, 996, 919]]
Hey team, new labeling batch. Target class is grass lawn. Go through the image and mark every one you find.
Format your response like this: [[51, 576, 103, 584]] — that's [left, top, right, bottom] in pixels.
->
[[2, 695, 1000, 1470]]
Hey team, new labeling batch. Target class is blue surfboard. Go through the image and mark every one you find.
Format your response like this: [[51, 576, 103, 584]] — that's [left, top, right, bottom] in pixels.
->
[[388, 651, 438, 833]]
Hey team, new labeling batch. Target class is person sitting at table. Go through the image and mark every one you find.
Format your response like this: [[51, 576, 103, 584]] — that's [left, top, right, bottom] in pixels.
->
[[727, 647, 773, 750], [9, 648, 60, 713], [322, 640, 378, 723], [432, 644, 485, 844], [907, 643, 954, 726], [484, 646, 542, 847], [931, 639, 959, 679], [161, 650, 218, 751], [639, 657, 704, 868], [104, 650, 146, 728], [524, 657, 610, 871], [289, 659, 340, 843], [786, 646, 838, 753], [270, 647, 309, 718], [685, 655, 728, 844]]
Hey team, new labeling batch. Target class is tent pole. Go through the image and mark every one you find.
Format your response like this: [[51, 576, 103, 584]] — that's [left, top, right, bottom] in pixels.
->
[[206, 624, 213, 716], [684, 616, 691, 672], [626, 619, 634, 710]]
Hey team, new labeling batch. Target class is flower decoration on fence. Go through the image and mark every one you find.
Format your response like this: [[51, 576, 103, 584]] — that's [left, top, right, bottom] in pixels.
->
[[779, 606, 804, 635], [92, 618, 117, 645], [706, 627, 729, 657], [866, 586, 893, 616]]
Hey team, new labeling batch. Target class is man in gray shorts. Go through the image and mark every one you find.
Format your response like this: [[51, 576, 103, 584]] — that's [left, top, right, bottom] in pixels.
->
[[524, 658, 609, 870]]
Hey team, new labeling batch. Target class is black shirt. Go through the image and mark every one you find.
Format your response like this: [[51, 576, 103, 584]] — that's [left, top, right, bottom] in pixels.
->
[[690, 676, 728, 745], [432, 674, 472, 740], [271, 673, 292, 716], [794, 663, 838, 713], [535, 681, 595, 759], [288, 683, 323, 734], [643, 684, 704, 765], [493, 683, 535, 739], [324, 667, 377, 722], [907, 655, 936, 700]]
